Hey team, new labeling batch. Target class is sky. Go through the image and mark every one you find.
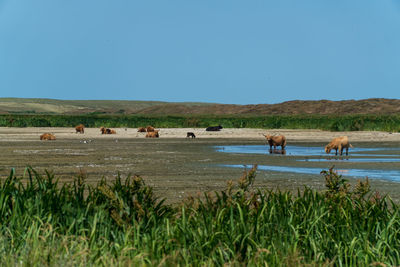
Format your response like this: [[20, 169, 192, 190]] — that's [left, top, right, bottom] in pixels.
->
[[0, 1, 399, 104]]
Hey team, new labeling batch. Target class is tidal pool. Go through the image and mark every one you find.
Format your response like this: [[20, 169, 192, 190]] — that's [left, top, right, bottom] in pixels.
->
[[216, 144, 400, 182], [215, 145, 393, 156], [228, 164, 400, 182]]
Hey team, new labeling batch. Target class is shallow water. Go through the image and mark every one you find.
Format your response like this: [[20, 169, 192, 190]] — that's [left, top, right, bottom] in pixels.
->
[[1, 137, 400, 202], [216, 144, 400, 182], [299, 158, 400, 162], [215, 145, 393, 156], [228, 164, 400, 182]]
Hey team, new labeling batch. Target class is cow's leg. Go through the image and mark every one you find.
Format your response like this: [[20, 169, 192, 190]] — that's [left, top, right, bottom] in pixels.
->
[[345, 147, 349, 155], [338, 144, 343, 155], [335, 149, 338, 156]]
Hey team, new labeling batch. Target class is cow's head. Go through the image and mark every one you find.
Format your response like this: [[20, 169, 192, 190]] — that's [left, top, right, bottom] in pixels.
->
[[264, 134, 273, 141], [325, 145, 332, 154]]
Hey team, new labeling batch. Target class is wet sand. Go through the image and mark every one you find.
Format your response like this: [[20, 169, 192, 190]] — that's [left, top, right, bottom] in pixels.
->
[[1, 127, 400, 203]]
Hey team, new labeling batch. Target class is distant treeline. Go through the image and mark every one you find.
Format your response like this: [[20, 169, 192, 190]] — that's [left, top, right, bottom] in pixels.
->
[[1, 114, 400, 131]]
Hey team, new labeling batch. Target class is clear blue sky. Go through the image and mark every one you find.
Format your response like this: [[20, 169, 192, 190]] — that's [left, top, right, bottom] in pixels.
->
[[0, 1, 399, 104]]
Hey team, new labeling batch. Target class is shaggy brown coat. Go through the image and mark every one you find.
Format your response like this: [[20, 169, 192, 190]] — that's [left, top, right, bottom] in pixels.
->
[[75, 124, 85, 134], [325, 136, 353, 156], [263, 134, 287, 150], [145, 130, 159, 138], [100, 127, 117, 134], [40, 133, 56, 140], [138, 127, 146, 132], [146, 126, 155, 132]]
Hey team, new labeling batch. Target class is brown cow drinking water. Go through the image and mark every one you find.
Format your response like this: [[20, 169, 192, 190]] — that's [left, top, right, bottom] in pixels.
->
[[325, 136, 353, 156]]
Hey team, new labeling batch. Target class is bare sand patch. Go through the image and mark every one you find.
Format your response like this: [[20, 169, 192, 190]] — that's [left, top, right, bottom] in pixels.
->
[[1, 127, 400, 203], [1, 127, 400, 142]]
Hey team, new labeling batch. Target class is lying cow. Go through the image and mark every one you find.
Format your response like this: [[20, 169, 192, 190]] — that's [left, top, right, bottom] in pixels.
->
[[146, 130, 159, 138], [146, 126, 155, 132], [75, 124, 85, 134], [108, 129, 116, 134], [186, 132, 196, 138], [40, 133, 56, 140], [137, 127, 146, 132], [325, 136, 353, 156], [206, 125, 223, 131], [100, 127, 117, 134], [263, 134, 287, 151]]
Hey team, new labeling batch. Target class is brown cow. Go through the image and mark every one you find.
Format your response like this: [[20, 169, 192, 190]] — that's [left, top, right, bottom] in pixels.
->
[[40, 133, 56, 140], [145, 130, 159, 138], [138, 127, 146, 132], [263, 134, 287, 151], [100, 127, 117, 134], [75, 124, 85, 134], [146, 126, 155, 132], [325, 136, 353, 156]]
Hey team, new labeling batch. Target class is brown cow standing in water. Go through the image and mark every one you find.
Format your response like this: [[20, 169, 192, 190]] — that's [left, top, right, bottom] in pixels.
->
[[325, 136, 353, 156], [263, 134, 287, 152], [146, 130, 159, 138], [75, 124, 85, 134], [40, 133, 56, 140]]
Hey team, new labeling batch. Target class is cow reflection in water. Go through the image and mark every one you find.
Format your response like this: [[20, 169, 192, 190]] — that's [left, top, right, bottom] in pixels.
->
[[269, 148, 286, 155]]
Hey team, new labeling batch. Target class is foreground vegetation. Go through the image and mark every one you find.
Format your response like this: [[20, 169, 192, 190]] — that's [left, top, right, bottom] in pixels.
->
[[1, 114, 400, 132], [0, 166, 399, 266]]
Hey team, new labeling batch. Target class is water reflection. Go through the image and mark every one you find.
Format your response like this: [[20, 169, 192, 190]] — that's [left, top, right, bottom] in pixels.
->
[[215, 145, 385, 156], [269, 148, 286, 155], [228, 164, 400, 182], [217, 144, 400, 181], [299, 158, 400, 163]]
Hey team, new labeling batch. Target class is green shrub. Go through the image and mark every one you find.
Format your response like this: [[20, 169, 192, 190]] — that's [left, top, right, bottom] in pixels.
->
[[1, 114, 400, 131], [0, 166, 398, 265]]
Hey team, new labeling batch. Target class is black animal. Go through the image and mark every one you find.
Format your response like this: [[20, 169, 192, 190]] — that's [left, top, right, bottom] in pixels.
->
[[206, 125, 223, 131], [186, 132, 196, 138]]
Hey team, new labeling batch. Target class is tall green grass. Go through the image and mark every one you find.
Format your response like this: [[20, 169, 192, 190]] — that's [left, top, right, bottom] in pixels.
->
[[0, 166, 399, 266], [1, 114, 400, 131]]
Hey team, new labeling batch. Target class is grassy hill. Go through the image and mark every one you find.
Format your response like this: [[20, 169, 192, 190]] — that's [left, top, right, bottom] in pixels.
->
[[1, 97, 400, 116]]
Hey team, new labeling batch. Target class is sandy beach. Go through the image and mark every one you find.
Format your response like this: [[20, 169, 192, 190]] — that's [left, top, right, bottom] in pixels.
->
[[1, 127, 400, 202], [1, 127, 400, 142]]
